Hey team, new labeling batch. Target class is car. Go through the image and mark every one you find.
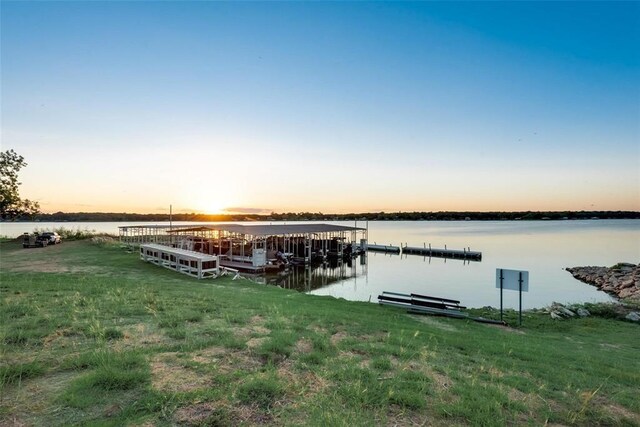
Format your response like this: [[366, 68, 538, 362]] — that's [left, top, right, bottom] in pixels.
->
[[39, 232, 62, 245]]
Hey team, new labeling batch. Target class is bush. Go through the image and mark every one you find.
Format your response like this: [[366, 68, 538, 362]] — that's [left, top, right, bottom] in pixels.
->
[[582, 302, 624, 319], [33, 226, 97, 241]]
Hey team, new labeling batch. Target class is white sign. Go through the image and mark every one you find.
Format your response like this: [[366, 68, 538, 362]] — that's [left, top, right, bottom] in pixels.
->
[[496, 268, 529, 292]]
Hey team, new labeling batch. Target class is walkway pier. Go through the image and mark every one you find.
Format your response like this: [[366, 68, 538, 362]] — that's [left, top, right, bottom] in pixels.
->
[[366, 243, 401, 253], [401, 244, 482, 261]]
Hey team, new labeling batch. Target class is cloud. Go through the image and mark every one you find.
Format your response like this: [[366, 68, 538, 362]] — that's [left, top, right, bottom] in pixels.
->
[[222, 207, 273, 214]]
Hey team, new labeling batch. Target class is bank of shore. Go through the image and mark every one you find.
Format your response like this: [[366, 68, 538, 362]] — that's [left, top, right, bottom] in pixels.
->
[[566, 263, 640, 300]]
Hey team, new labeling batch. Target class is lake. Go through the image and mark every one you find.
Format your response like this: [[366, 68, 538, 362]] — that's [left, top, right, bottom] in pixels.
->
[[2, 220, 638, 309]]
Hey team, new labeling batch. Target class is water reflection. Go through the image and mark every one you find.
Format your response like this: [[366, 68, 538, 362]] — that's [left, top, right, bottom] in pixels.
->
[[247, 250, 482, 296], [246, 254, 368, 292]]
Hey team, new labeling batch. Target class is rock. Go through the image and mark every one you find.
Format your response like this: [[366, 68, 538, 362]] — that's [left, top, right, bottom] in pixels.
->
[[548, 302, 576, 319], [625, 312, 640, 322], [566, 264, 640, 300], [550, 312, 563, 320], [576, 308, 590, 317], [618, 278, 634, 289]]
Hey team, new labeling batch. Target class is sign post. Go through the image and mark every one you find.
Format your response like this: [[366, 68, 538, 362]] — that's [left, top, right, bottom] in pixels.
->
[[496, 268, 529, 326]]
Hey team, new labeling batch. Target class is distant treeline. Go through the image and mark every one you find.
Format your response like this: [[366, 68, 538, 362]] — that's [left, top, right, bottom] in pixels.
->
[[9, 210, 640, 222]]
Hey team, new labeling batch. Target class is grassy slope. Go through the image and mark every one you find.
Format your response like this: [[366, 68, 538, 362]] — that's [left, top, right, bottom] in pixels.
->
[[0, 240, 638, 426]]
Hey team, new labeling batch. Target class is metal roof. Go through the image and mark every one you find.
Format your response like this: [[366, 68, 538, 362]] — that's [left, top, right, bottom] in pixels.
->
[[119, 224, 213, 230], [166, 223, 365, 236], [141, 243, 218, 261]]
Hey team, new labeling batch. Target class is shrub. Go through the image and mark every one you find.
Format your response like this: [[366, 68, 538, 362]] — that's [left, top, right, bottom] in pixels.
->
[[33, 226, 97, 241]]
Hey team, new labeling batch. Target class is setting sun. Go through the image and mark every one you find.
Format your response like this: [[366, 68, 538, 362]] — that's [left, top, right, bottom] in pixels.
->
[[201, 202, 227, 215]]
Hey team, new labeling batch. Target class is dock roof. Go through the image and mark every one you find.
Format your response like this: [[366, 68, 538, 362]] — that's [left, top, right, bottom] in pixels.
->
[[166, 223, 365, 236], [141, 243, 218, 261]]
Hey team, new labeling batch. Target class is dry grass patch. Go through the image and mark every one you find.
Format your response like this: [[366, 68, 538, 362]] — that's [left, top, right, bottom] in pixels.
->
[[190, 346, 228, 364], [235, 316, 271, 338], [309, 325, 328, 334], [249, 315, 265, 324], [173, 402, 223, 426], [294, 338, 312, 354], [114, 324, 171, 350], [0, 415, 29, 427], [1, 242, 94, 273], [42, 328, 81, 350], [330, 331, 349, 346], [0, 371, 78, 424], [246, 337, 269, 349], [274, 359, 330, 401], [214, 350, 263, 375], [592, 396, 640, 424], [234, 403, 275, 425], [412, 363, 453, 395], [506, 387, 542, 411], [477, 365, 505, 379], [408, 314, 458, 332], [150, 353, 211, 393], [6, 260, 98, 274], [383, 405, 437, 427], [236, 325, 271, 338]]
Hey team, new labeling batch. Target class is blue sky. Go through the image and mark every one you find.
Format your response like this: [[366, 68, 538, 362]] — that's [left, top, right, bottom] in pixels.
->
[[2, 1, 638, 213]]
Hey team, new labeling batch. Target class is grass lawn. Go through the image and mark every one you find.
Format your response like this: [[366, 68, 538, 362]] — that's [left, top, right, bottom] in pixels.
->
[[1, 239, 639, 426]]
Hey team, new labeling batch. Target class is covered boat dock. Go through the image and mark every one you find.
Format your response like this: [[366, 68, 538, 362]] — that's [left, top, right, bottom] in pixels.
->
[[120, 223, 367, 272]]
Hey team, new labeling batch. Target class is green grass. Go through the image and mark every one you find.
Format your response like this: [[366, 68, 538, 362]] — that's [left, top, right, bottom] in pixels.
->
[[1, 239, 639, 426]]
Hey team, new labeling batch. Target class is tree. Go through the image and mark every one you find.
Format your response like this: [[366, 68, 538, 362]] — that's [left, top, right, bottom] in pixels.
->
[[0, 149, 40, 220]]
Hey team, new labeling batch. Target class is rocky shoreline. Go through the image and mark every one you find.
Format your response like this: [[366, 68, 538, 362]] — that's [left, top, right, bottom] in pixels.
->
[[566, 263, 640, 300]]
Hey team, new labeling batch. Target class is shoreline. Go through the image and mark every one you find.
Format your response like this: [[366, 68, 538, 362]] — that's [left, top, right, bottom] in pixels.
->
[[566, 263, 640, 301]]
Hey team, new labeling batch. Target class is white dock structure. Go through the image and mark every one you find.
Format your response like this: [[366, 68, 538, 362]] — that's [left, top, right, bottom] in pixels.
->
[[121, 223, 368, 272], [140, 243, 220, 279]]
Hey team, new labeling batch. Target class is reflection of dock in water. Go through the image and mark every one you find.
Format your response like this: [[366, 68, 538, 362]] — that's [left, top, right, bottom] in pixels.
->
[[252, 255, 368, 292]]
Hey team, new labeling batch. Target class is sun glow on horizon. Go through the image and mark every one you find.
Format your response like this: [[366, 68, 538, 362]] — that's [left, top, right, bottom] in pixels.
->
[[197, 202, 228, 215]]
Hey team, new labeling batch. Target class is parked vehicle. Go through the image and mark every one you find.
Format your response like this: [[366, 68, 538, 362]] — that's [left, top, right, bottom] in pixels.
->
[[39, 232, 62, 245], [22, 233, 48, 248]]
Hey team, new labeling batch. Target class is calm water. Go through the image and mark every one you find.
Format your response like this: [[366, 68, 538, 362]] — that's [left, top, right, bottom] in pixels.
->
[[2, 220, 638, 309]]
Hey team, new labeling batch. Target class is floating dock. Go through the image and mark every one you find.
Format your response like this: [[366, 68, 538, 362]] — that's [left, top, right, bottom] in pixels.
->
[[366, 243, 401, 253], [401, 244, 482, 261]]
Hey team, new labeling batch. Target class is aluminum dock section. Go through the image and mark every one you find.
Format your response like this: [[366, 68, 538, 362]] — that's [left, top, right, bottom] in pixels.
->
[[401, 244, 482, 261], [366, 243, 401, 253]]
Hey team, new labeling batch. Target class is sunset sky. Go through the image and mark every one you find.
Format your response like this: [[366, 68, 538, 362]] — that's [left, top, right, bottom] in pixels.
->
[[2, 2, 639, 214]]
